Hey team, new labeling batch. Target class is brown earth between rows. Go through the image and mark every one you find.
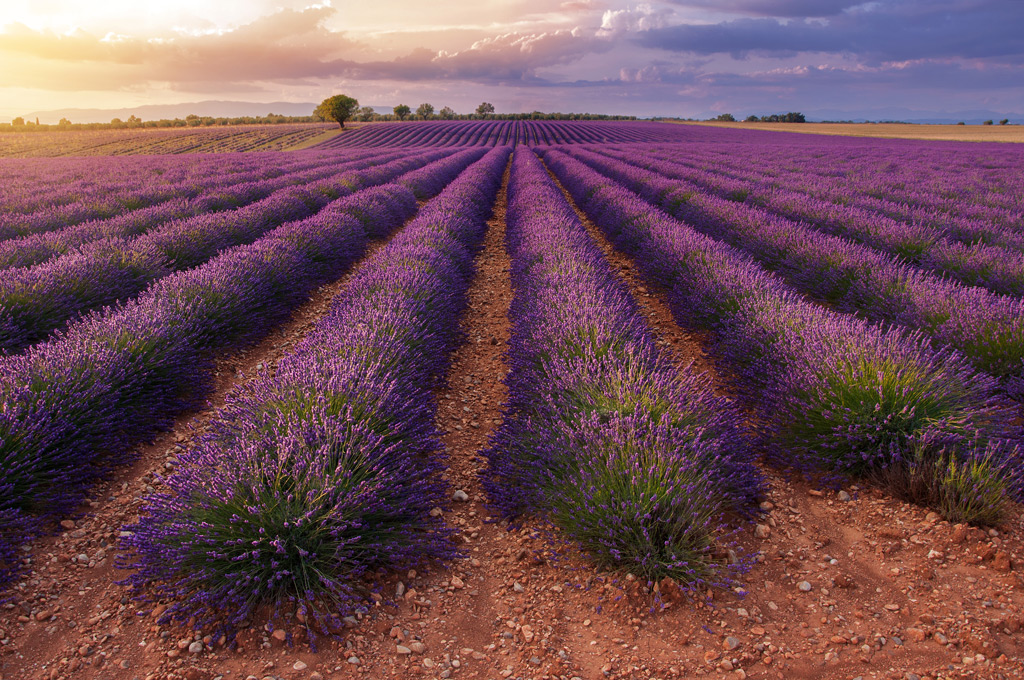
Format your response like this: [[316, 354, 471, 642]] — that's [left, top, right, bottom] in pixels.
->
[[2, 155, 1023, 680]]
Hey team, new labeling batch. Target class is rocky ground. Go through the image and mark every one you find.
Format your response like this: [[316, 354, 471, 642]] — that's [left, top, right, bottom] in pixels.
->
[[2, 164, 1023, 680]]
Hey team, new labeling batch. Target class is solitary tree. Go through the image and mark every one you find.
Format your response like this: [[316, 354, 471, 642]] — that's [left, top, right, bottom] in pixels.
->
[[1000, 118, 1010, 125], [358, 106, 376, 122], [714, 113, 736, 122], [416, 103, 435, 120], [983, 119, 994, 126], [745, 115, 759, 122], [58, 117, 72, 127], [315, 94, 360, 128], [439, 106, 456, 120], [475, 102, 495, 118], [12, 117, 24, 126], [394, 104, 411, 121]]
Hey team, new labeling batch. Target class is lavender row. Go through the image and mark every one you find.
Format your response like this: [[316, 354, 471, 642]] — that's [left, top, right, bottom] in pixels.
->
[[0, 150, 324, 213], [397, 147, 489, 198], [0, 175, 437, 588], [0, 151, 350, 241], [483, 150, 762, 586], [639, 145, 1024, 254], [597, 147, 1024, 294], [0, 150, 404, 269], [0, 150, 456, 352], [562, 148, 1024, 397], [318, 120, 695, 149], [121, 146, 510, 636], [645, 139, 1024, 218], [658, 145, 1024, 230], [542, 149, 1023, 525]]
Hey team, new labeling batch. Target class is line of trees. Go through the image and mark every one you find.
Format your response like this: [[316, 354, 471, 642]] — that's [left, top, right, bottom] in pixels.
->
[[2, 112, 320, 133], [704, 112, 807, 123], [313, 94, 635, 125]]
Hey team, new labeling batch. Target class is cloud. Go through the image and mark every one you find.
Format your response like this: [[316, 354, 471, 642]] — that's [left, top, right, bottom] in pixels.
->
[[1, 5, 616, 90], [638, 0, 1024, 64], [664, 0, 865, 18], [599, 4, 673, 34]]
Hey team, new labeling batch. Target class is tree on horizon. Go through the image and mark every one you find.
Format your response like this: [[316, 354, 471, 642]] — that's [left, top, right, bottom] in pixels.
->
[[315, 94, 360, 128]]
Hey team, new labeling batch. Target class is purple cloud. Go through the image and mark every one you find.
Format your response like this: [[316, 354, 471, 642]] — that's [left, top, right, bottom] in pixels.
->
[[639, 0, 1024, 64], [665, 0, 864, 18]]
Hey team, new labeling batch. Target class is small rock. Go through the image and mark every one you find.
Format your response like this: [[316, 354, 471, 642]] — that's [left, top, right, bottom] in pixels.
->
[[993, 551, 1013, 572], [409, 641, 427, 654], [884, 604, 901, 612], [513, 581, 525, 593], [188, 641, 204, 654], [906, 628, 928, 642], [271, 629, 287, 642], [838, 491, 852, 502], [293, 660, 308, 671], [35, 610, 52, 621], [754, 524, 771, 539], [797, 581, 812, 592], [347, 657, 360, 665], [60, 520, 76, 530], [397, 645, 412, 655], [452, 490, 469, 502], [724, 636, 741, 651], [450, 576, 465, 589]]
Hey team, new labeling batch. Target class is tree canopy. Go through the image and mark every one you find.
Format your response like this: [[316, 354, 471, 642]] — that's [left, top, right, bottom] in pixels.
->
[[394, 104, 411, 121], [475, 102, 495, 117], [416, 103, 434, 120], [315, 94, 360, 128]]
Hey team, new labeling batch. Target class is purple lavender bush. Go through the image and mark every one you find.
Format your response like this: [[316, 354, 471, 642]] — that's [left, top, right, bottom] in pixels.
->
[[562, 147, 1024, 400], [0, 151, 452, 353], [483, 150, 763, 588], [120, 147, 510, 638], [0, 169, 454, 588], [542, 148, 1022, 526]]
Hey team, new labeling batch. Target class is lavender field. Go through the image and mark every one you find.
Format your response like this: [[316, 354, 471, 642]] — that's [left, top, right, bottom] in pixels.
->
[[1, 121, 1023, 677]]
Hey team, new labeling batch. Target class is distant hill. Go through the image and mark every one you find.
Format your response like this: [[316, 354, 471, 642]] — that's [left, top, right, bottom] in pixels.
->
[[19, 102, 396, 125]]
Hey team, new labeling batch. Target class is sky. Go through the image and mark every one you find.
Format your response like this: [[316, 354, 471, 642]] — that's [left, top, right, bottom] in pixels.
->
[[1, 0, 1022, 121]]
